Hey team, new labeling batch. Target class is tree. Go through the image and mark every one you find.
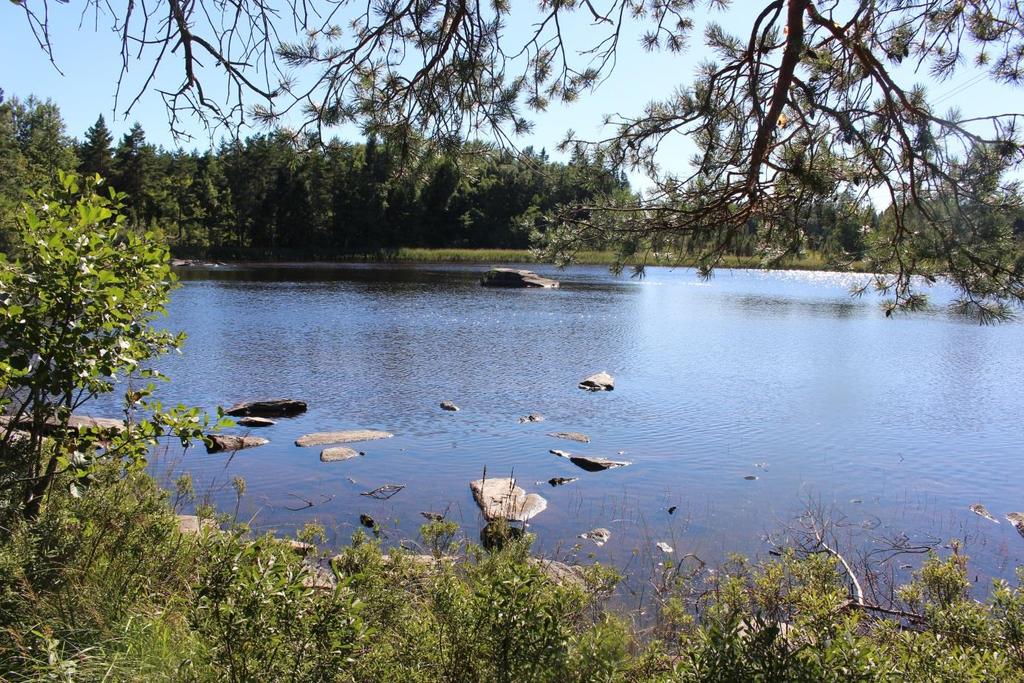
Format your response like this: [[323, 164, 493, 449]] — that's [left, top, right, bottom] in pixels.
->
[[78, 115, 114, 180], [0, 172, 217, 519], [113, 123, 155, 225]]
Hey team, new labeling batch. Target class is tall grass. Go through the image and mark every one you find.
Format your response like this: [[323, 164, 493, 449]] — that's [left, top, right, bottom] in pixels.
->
[[3, 467, 1023, 681]]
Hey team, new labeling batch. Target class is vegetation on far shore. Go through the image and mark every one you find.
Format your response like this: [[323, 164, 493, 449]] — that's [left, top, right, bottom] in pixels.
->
[[172, 246, 862, 272]]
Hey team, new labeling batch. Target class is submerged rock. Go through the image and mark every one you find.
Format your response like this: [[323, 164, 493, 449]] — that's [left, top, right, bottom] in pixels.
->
[[470, 477, 547, 522], [205, 434, 269, 453], [295, 430, 393, 447], [359, 513, 377, 529], [237, 416, 276, 427], [518, 413, 545, 423], [579, 528, 611, 547], [549, 449, 631, 472], [548, 431, 590, 443], [578, 372, 614, 391], [225, 399, 307, 417], [480, 268, 559, 288], [970, 504, 999, 523], [320, 446, 363, 462], [440, 400, 460, 412]]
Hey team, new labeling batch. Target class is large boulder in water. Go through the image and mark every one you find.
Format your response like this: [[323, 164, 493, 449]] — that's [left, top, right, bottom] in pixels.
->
[[225, 399, 307, 417], [578, 372, 614, 391], [480, 268, 559, 289], [470, 477, 547, 522]]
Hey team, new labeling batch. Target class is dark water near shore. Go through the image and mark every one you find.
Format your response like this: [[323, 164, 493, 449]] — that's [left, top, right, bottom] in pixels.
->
[[142, 263, 1024, 588]]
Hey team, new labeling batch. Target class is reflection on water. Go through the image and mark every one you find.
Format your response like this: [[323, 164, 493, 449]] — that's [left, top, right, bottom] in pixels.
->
[[136, 263, 1024, 585]]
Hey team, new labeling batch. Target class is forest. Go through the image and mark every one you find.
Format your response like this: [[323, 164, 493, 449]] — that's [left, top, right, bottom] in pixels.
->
[[0, 94, 897, 262]]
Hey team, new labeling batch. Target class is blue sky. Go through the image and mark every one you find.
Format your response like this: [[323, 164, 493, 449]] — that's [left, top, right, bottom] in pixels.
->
[[1, 1, 1016, 191]]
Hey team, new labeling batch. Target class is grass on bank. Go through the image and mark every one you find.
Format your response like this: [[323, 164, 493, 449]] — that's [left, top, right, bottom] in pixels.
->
[[2, 465, 1024, 682], [173, 246, 865, 272]]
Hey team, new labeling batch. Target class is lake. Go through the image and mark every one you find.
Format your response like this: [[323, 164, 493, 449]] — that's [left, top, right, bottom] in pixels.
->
[[145, 263, 1024, 591]]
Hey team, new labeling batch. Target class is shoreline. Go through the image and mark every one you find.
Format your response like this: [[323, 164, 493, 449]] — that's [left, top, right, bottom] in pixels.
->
[[171, 247, 871, 273]]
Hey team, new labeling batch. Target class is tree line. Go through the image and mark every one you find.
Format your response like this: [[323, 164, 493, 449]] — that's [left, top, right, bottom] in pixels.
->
[[0, 94, 879, 260], [2, 94, 1020, 267], [0, 95, 635, 258]]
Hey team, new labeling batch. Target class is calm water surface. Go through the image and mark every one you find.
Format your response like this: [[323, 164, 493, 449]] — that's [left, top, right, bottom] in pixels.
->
[[145, 263, 1024, 585]]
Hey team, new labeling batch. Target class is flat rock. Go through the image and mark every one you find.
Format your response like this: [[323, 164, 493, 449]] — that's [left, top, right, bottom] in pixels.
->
[[440, 400, 460, 412], [225, 399, 307, 417], [578, 372, 614, 391], [579, 528, 611, 547], [480, 268, 559, 289], [295, 430, 393, 447], [0, 414, 126, 435], [656, 541, 674, 554], [320, 446, 363, 462], [470, 477, 547, 522], [548, 431, 590, 443], [518, 413, 545, 423], [206, 434, 269, 453], [549, 449, 631, 472], [237, 416, 276, 427], [177, 514, 215, 534], [970, 504, 999, 523]]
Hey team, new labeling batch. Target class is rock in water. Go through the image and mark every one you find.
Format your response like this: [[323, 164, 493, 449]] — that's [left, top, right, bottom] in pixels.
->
[[295, 430, 394, 447], [518, 413, 545, 423], [579, 528, 611, 546], [1006, 513, 1024, 538], [656, 542, 674, 554], [480, 268, 559, 288], [236, 416, 276, 427], [359, 514, 376, 529], [578, 372, 614, 391], [320, 447, 362, 462], [206, 434, 269, 453], [225, 399, 307, 417], [549, 449, 631, 472], [440, 400, 460, 412], [547, 476, 578, 487], [470, 477, 547, 522], [548, 431, 590, 443], [970, 504, 999, 523]]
